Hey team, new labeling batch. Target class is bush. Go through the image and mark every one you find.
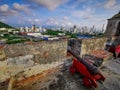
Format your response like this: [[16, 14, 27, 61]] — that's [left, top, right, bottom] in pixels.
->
[[43, 29, 64, 35], [65, 32, 77, 38], [6, 39, 27, 44]]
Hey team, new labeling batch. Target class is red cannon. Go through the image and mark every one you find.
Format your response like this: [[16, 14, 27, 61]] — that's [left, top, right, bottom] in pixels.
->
[[68, 49, 105, 88], [107, 44, 120, 58], [70, 58, 105, 88]]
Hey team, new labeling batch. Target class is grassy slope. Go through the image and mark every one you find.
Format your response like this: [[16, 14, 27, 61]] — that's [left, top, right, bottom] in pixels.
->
[[0, 21, 13, 28]]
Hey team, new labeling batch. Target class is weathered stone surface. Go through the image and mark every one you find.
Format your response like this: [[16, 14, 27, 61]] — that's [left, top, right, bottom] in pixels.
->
[[0, 46, 6, 61], [107, 36, 120, 45], [0, 40, 67, 84], [3, 40, 67, 63], [1, 37, 119, 90], [13, 59, 120, 90], [105, 15, 120, 36], [80, 37, 107, 57]]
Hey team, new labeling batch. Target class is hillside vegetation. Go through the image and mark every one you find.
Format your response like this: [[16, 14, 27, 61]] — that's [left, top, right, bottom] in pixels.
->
[[0, 21, 13, 28]]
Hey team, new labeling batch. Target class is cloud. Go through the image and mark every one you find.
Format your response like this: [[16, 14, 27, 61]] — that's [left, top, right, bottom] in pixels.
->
[[27, 18, 41, 24], [0, 4, 18, 16], [0, 18, 7, 22], [61, 16, 72, 26], [13, 3, 30, 13], [62, 0, 87, 9], [72, 8, 95, 19], [28, 0, 68, 10], [0, 3, 31, 17], [43, 15, 106, 30], [0, 4, 9, 12], [104, 0, 116, 9], [79, 18, 107, 30], [62, 16, 69, 21], [45, 17, 72, 27], [77, 0, 86, 2], [45, 18, 59, 25]]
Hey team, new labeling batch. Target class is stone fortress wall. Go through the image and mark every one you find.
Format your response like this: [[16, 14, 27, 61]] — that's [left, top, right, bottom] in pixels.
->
[[80, 37, 107, 56], [3, 40, 67, 61], [0, 39, 67, 84], [0, 36, 119, 90]]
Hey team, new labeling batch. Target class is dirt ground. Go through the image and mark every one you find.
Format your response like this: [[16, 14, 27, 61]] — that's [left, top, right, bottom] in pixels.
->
[[15, 58, 120, 90]]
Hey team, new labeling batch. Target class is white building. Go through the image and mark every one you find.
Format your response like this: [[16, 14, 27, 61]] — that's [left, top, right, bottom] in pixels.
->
[[73, 25, 77, 33], [25, 27, 29, 32], [39, 26, 42, 32], [20, 27, 24, 32], [43, 28, 47, 32], [0, 28, 6, 31], [48, 37, 59, 40], [27, 33, 42, 37], [58, 33, 65, 36]]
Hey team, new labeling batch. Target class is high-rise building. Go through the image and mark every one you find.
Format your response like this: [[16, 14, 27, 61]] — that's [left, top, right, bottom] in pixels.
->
[[73, 25, 77, 33], [32, 25, 36, 32], [20, 27, 24, 32], [25, 27, 29, 32], [39, 26, 42, 32]]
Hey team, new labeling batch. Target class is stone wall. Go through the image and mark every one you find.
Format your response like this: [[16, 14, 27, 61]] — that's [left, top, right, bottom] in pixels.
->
[[105, 19, 120, 36], [107, 36, 120, 45], [80, 37, 107, 57], [1, 40, 67, 62], [0, 46, 6, 61], [67, 37, 107, 57], [0, 37, 118, 90], [0, 39, 67, 83]]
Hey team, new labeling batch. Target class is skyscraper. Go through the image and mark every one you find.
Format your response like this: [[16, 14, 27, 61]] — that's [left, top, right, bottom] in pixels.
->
[[32, 25, 36, 32]]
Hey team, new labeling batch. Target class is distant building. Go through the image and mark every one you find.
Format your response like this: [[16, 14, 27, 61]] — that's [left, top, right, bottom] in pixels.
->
[[105, 11, 120, 36], [58, 33, 65, 36], [0, 28, 6, 31], [43, 28, 47, 32], [8, 28, 16, 32], [60, 27, 64, 31], [39, 26, 42, 32], [20, 27, 24, 32], [27, 32, 42, 37], [32, 25, 36, 32], [25, 27, 29, 32], [73, 25, 77, 33]]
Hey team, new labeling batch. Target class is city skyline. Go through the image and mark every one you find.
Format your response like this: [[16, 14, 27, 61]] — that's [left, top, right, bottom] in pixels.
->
[[0, 0, 120, 29]]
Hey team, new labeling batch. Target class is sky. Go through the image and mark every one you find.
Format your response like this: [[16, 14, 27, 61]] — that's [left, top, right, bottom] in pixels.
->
[[0, 0, 120, 29]]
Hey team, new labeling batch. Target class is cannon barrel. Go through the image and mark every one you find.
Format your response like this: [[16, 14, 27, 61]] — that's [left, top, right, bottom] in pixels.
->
[[68, 49, 101, 75]]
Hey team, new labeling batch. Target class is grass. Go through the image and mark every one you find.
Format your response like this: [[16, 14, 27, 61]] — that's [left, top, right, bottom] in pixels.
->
[[43, 29, 64, 36], [43, 29, 77, 38], [6, 39, 28, 44], [0, 34, 30, 44], [65, 31, 77, 38]]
